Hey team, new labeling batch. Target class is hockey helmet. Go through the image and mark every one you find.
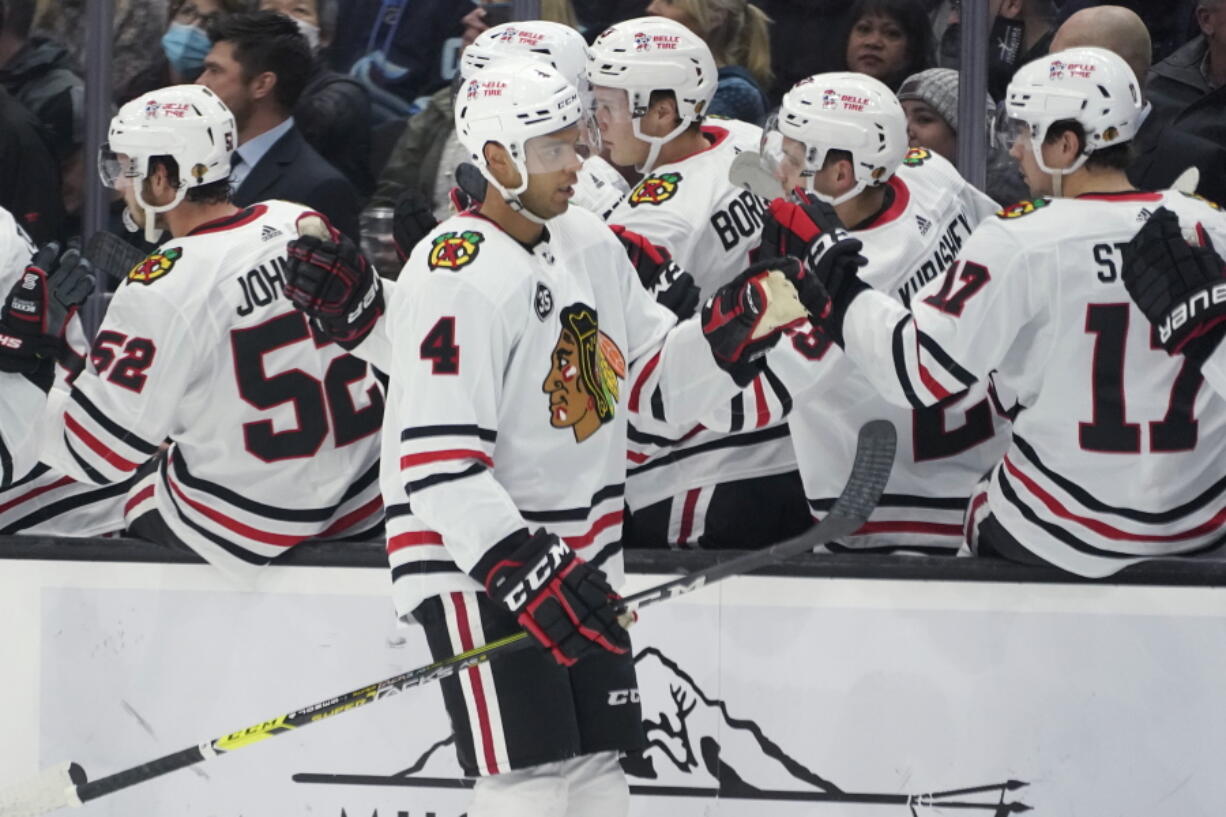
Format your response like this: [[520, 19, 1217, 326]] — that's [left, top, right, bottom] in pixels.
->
[[762, 72, 907, 205], [1004, 47, 1145, 179], [462, 20, 591, 96], [455, 57, 591, 222], [99, 84, 237, 242], [587, 16, 717, 173]]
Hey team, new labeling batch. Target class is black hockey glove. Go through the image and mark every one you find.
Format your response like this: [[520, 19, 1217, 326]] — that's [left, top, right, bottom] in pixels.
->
[[473, 528, 631, 668], [284, 212, 384, 350], [392, 189, 439, 263], [609, 225, 700, 320], [1122, 206, 1226, 365], [448, 161, 488, 214], [0, 242, 93, 379], [702, 256, 810, 387]]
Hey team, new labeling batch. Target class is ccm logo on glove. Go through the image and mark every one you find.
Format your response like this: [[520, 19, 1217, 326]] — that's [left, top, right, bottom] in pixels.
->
[[499, 536, 573, 611]]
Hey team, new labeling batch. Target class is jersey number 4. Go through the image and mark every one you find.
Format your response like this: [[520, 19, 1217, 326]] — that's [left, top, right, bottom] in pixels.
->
[[1080, 303, 1203, 453], [232, 312, 384, 462], [421, 317, 460, 375]]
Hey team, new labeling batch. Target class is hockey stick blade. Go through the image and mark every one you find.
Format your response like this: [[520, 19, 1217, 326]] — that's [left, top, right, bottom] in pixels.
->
[[729, 150, 787, 200], [3, 422, 893, 814]]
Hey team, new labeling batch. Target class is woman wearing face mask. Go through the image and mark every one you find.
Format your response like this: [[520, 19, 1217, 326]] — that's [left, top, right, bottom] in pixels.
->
[[258, 0, 376, 197], [162, 0, 246, 83], [838, 0, 933, 91]]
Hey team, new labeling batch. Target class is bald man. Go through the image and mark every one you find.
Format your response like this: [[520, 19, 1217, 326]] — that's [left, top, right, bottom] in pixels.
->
[[1052, 5, 1226, 205]]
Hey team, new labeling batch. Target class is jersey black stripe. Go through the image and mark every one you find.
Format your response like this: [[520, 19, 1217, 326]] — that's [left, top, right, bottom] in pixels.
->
[[997, 468, 1226, 561], [0, 434, 11, 489], [650, 385, 667, 423], [1, 462, 51, 493], [0, 478, 130, 535], [627, 424, 791, 476], [727, 394, 745, 434], [391, 560, 465, 581], [64, 433, 110, 484], [170, 449, 380, 523], [760, 366, 793, 417], [401, 425, 497, 443], [406, 463, 486, 496], [69, 388, 159, 455], [627, 425, 685, 447], [808, 493, 969, 511], [917, 331, 977, 388], [588, 540, 622, 570], [1012, 434, 1226, 523], [520, 483, 626, 523], [160, 465, 271, 565], [386, 502, 413, 520], [891, 319, 925, 410]]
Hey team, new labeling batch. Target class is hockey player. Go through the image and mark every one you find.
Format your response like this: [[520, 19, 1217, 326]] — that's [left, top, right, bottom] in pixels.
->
[[36, 85, 384, 578], [590, 16, 809, 550], [789, 48, 1226, 577], [755, 71, 1007, 551], [337, 57, 811, 816]]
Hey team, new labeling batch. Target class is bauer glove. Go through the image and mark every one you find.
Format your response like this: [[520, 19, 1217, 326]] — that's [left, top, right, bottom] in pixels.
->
[[284, 212, 384, 350]]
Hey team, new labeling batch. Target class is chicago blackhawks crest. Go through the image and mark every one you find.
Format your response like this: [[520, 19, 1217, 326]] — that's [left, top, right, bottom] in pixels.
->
[[902, 147, 931, 167], [629, 172, 683, 207], [996, 197, 1052, 220], [428, 230, 484, 271], [128, 247, 182, 285], [542, 303, 626, 443]]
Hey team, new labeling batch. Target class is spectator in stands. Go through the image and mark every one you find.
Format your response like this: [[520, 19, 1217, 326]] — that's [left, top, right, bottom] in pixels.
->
[[939, 0, 1056, 101], [896, 66, 1029, 205], [573, 0, 649, 40], [259, 0, 375, 197], [0, 86, 64, 244], [839, 0, 932, 91], [645, 0, 773, 124], [1053, 5, 1226, 206], [198, 11, 361, 239], [1148, 0, 1226, 153], [162, 0, 249, 84], [754, 0, 853, 105]]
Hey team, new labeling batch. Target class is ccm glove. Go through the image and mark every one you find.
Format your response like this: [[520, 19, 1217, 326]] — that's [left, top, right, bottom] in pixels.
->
[[609, 225, 700, 319], [702, 256, 810, 386], [1122, 206, 1226, 364], [284, 212, 384, 350], [0, 242, 93, 378], [473, 528, 630, 668]]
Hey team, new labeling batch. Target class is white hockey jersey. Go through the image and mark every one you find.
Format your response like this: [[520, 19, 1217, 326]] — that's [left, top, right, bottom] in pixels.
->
[[381, 205, 742, 619], [841, 189, 1226, 577], [41, 201, 384, 575], [0, 205, 39, 486], [768, 150, 1008, 551], [573, 155, 629, 220], [606, 123, 801, 514], [1205, 342, 1226, 398]]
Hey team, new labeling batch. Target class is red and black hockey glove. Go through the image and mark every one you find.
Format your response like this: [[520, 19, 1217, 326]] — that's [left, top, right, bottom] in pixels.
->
[[0, 242, 93, 381], [1123, 206, 1226, 365], [392, 189, 439, 263], [447, 161, 488, 214], [609, 225, 700, 319], [702, 256, 811, 386], [284, 212, 384, 350], [473, 528, 631, 668]]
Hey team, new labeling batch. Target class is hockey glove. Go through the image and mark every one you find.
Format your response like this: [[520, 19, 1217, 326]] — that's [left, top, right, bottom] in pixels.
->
[[473, 528, 630, 668], [448, 161, 488, 214], [609, 225, 700, 319], [392, 189, 439, 263], [0, 242, 93, 378], [1122, 206, 1226, 364], [702, 256, 810, 386], [284, 212, 384, 350]]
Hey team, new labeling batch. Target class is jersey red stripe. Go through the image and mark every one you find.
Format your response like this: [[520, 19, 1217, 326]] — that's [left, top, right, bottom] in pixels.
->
[[752, 376, 770, 428], [628, 350, 662, 413], [452, 593, 501, 776], [321, 495, 382, 538], [64, 414, 142, 472], [400, 449, 494, 471], [167, 473, 303, 547], [0, 475, 74, 514], [565, 509, 624, 550], [124, 484, 155, 515], [626, 450, 650, 464], [912, 330, 953, 401], [387, 530, 445, 554], [676, 488, 701, 546]]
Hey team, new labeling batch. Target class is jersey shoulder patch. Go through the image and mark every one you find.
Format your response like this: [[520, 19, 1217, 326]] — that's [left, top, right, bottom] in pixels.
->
[[127, 246, 183, 285], [628, 171, 683, 207], [995, 197, 1052, 220], [902, 147, 932, 167], [427, 229, 485, 271]]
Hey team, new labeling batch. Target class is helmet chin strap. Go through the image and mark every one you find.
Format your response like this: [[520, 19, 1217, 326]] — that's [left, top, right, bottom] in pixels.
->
[[482, 161, 551, 225], [1031, 139, 1089, 200], [134, 183, 188, 244], [632, 116, 692, 175]]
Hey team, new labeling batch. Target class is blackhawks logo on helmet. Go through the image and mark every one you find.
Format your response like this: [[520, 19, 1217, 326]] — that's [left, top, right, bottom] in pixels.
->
[[996, 197, 1052, 220], [428, 230, 485, 271], [628, 172, 683, 207], [902, 147, 931, 167], [542, 303, 626, 443], [127, 247, 182, 285]]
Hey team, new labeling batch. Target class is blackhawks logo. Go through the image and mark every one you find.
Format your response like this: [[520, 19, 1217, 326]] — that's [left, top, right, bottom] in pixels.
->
[[428, 230, 484, 270], [127, 247, 182, 285], [542, 303, 626, 443], [629, 172, 683, 207], [902, 147, 931, 167], [996, 197, 1052, 219]]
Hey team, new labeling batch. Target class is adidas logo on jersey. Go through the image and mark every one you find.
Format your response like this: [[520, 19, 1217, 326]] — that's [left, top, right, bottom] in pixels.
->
[[261, 225, 283, 242], [1138, 208, 1153, 223], [916, 215, 932, 236]]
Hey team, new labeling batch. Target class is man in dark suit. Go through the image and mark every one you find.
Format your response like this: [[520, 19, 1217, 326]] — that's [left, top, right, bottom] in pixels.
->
[[198, 11, 360, 239]]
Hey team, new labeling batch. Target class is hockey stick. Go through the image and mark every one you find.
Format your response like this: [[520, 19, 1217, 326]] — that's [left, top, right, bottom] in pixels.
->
[[0, 420, 894, 816]]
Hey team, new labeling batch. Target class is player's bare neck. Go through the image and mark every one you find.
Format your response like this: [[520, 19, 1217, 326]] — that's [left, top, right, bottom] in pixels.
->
[[165, 201, 241, 238], [1059, 167, 1134, 199], [837, 185, 887, 230], [479, 192, 545, 245]]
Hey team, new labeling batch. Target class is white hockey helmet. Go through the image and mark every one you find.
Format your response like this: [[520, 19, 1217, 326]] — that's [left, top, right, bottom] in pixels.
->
[[587, 16, 718, 173], [462, 21, 591, 95], [1004, 47, 1144, 181], [455, 57, 588, 222], [99, 84, 237, 242], [763, 72, 907, 205]]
